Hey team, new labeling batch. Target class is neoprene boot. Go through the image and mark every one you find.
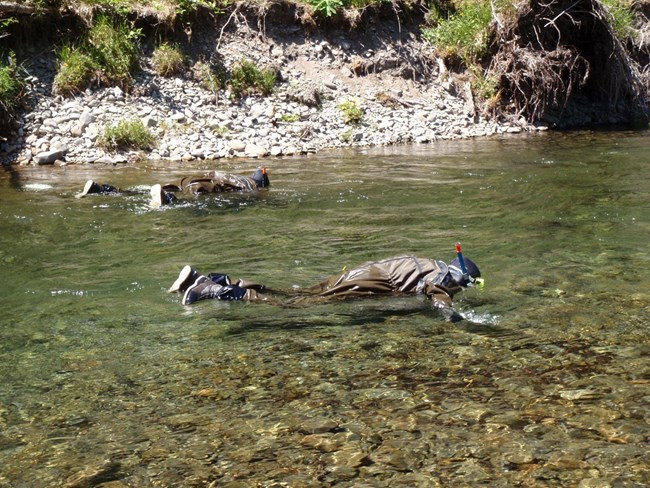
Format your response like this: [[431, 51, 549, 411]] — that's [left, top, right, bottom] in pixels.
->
[[150, 184, 177, 208], [168, 265, 201, 293], [77, 180, 119, 198]]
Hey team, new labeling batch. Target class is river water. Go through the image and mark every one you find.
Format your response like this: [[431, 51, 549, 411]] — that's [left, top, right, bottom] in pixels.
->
[[0, 130, 648, 487]]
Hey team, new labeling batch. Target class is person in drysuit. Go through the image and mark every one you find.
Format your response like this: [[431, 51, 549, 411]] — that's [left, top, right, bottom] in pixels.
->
[[168, 246, 482, 319], [160, 167, 270, 195], [76, 167, 270, 207]]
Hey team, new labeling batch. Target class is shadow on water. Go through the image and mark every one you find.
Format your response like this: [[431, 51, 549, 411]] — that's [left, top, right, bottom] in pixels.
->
[[189, 291, 512, 339], [0, 161, 23, 190]]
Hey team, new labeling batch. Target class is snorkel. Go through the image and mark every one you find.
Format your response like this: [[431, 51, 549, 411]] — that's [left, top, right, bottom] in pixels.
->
[[454, 242, 484, 288], [455, 242, 469, 283]]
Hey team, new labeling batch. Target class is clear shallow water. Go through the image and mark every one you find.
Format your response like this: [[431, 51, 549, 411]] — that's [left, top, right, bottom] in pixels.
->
[[0, 130, 648, 486]]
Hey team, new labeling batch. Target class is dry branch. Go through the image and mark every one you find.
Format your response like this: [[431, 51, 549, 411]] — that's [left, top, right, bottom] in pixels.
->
[[0, 1, 35, 14]]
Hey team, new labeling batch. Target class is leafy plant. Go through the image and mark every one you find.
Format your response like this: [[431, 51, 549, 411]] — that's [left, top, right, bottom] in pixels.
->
[[1, 21, 25, 129], [0, 16, 18, 33], [280, 113, 301, 122], [176, 0, 227, 19], [338, 99, 364, 124], [98, 119, 155, 151], [258, 68, 277, 95], [309, 0, 343, 17], [469, 65, 498, 100], [212, 125, 229, 136], [229, 59, 277, 98], [152, 43, 185, 76], [340, 127, 354, 142], [422, 0, 493, 65]]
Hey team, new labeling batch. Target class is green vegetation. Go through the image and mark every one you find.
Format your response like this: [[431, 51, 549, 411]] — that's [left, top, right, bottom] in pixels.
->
[[98, 119, 156, 151], [151, 43, 185, 76], [306, 0, 400, 17], [0, 52, 25, 132], [229, 59, 277, 98], [280, 113, 301, 122], [0, 0, 645, 134], [467, 65, 496, 97], [53, 15, 141, 95], [601, 0, 636, 38], [211, 124, 229, 136], [53, 46, 97, 95], [193, 61, 226, 92], [308, 0, 344, 17], [1, 18, 25, 131], [338, 99, 364, 124], [422, 0, 492, 66]]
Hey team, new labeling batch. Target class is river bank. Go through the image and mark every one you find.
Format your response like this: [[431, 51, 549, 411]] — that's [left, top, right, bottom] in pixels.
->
[[4, 5, 545, 167]]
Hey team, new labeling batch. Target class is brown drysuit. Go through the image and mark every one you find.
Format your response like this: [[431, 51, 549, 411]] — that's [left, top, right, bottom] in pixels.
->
[[162, 171, 261, 195], [186, 256, 461, 310], [307, 255, 460, 308]]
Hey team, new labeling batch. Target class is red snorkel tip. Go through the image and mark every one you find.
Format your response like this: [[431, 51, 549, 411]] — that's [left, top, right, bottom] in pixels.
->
[[455, 242, 462, 253]]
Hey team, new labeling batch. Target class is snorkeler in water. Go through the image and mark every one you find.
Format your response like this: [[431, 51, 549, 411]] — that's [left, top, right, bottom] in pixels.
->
[[168, 244, 482, 321], [161, 167, 270, 195], [76, 167, 270, 208]]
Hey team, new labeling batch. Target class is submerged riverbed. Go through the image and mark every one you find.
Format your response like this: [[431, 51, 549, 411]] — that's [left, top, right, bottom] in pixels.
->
[[0, 130, 648, 487]]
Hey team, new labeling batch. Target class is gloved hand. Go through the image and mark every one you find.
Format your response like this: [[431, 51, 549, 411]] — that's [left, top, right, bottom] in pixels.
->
[[435, 304, 464, 323]]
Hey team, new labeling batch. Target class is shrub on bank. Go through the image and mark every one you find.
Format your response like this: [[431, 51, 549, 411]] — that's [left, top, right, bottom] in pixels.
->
[[53, 15, 141, 95], [53, 46, 98, 96], [193, 61, 227, 93], [0, 52, 26, 133], [422, 0, 493, 66], [229, 59, 277, 98], [152, 43, 185, 76], [338, 99, 364, 124], [98, 119, 156, 151]]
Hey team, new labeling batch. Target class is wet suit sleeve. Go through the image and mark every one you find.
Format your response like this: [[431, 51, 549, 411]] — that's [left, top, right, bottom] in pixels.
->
[[420, 282, 463, 322]]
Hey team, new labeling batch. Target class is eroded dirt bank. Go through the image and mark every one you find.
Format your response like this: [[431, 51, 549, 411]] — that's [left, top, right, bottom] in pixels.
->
[[3, 0, 649, 166]]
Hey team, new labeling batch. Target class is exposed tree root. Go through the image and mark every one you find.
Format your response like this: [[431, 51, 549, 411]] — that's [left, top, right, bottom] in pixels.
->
[[488, 0, 648, 126]]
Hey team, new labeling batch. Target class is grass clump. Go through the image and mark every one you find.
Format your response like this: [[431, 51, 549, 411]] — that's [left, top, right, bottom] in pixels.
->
[[600, 0, 636, 39], [152, 43, 185, 76], [53, 45, 98, 96], [193, 61, 226, 92], [54, 15, 141, 95], [98, 119, 155, 151], [338, 99, 364, 124], [229, 59, 277, 98], [0, 52, 26, 131], [423, 0, 493, 66]]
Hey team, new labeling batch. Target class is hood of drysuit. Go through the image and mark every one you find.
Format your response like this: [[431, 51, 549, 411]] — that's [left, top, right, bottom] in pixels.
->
[[251, 168, 270, 188], [448, 257, 481, 287]]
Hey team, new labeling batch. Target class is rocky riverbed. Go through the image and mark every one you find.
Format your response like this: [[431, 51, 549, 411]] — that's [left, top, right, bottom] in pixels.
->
[[4, 10, 541, 167]]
